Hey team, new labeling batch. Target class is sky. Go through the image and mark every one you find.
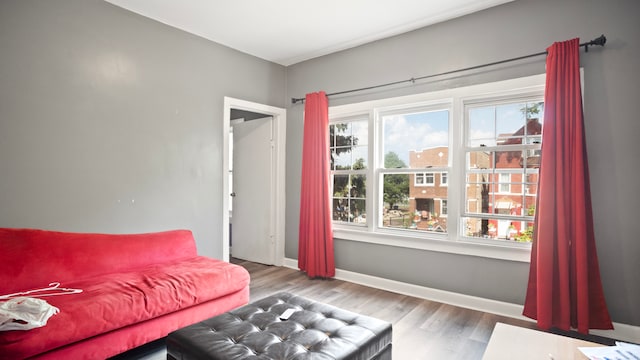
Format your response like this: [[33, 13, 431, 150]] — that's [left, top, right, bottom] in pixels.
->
[[383, 109, 448, 165]]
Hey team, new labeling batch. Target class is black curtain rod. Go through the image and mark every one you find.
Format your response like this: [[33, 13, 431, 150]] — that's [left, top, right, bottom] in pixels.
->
[[291, 34, 606, 104]]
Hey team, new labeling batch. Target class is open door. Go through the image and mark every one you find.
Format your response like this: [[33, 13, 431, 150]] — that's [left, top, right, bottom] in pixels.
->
[[222, 96, 286, 266], [231, 117, 275, 265]]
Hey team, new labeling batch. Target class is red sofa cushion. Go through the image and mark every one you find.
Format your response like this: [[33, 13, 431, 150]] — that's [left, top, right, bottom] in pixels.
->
[[0, 256, 250, 359], [0, 228, 198, 294]]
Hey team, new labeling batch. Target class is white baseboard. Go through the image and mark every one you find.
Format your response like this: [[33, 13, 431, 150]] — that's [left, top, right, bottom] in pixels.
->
[[283, 258, 639, 343]]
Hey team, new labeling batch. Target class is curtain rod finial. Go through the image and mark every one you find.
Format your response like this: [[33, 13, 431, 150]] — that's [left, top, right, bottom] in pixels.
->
[[585, 34, 606, 52], [590, 34, 606, 47]]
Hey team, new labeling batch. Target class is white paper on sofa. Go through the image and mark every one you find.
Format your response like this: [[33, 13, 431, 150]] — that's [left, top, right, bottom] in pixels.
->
[[0, 297, 59, 331]]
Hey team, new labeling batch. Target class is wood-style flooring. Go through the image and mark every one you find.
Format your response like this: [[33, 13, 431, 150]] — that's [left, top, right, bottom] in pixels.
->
[[233, 258, 542, 359], [114, 258, 614, 360]]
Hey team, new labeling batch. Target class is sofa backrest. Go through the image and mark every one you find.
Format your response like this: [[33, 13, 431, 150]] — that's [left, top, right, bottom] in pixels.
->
[[0, 228, 198, 295]]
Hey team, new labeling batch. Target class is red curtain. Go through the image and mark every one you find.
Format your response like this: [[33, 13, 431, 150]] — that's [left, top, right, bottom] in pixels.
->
[[298, 91, 335, 278], [523, 38, 612, 333]]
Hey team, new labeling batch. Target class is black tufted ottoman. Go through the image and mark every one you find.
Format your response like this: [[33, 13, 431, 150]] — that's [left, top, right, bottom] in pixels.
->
[[166, 292, 392, 360]]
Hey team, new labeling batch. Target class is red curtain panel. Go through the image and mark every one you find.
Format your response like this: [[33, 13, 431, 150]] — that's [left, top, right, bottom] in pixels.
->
[[523, 38, 613, 333], [298, 91, 335, 278]]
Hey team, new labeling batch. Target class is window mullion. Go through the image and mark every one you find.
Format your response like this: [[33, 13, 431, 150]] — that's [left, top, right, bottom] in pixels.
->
[[448, 97, 463, 243], [369, 109, 378, 232]]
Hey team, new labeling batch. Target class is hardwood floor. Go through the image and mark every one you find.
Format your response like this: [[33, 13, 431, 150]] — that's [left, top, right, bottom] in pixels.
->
[[232, 258, 541, 360], [114, 258, 615, 360]]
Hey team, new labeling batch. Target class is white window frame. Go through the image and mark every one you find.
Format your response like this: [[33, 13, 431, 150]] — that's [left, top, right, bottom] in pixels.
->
[[329, 74, 546, 262]]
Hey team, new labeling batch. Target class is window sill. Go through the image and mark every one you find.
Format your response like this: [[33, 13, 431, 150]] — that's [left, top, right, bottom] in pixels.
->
[[332, 227, 532, 262]]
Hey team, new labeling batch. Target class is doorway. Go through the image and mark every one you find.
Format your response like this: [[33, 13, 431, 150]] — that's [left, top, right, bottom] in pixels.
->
[[222, 97, 286, 266], [230, 115, 272, 264]]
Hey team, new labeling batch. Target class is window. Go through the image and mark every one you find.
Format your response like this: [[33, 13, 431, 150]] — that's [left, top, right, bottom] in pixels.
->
[[463, 100, 543, 243], [380, 107, 449, 232], [330, 118, 368, 224], [328, 74, 545, 261]]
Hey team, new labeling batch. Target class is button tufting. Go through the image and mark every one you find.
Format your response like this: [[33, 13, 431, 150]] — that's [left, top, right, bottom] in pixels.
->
[[167, 292, 392, 360]]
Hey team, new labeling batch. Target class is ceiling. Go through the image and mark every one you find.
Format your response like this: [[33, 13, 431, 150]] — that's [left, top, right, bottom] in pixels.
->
[[104, 0, 513, 66]]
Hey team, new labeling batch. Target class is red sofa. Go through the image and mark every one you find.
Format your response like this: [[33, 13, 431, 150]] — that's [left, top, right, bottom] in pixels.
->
[[0, 228, 250, 359]]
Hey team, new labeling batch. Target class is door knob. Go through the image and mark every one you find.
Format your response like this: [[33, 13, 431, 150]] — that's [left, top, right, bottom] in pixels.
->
[[230, 192, 236, 197]]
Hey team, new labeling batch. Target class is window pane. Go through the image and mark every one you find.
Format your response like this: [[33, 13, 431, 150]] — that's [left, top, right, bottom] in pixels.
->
[[332, 146, 368, 170], [468, 150, 492, 170], [468, 101, 543, 148], [333, 198, 347, 221], [332, 174, 366, 224], [351, 121, 368, 145], [350, 199, 366, 223], [381, 173, 448, 233], [330, 116, 368, 226], [463, 217, 534, 243], [352, 146, 368, 169], [464, 99, 541, 244], [330, 120, 368, 170], [468, 149, 536, 172], [333, 174, 349, 197], [495, 150, 522, 169], [468, 107, 496, 147], [496, 103, 526, 144], [351, 174, 366, 198], [383, 109, 448, 169], [523, 102, 544, 133], [382, 173, 409, 212], [333, 148, 351, 170], [523, 146, 541, 169], [466, 182, 490, 215], [466, 173, 535, 216]]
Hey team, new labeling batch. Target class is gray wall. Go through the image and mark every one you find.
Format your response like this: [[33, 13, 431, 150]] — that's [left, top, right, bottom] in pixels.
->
[[0, 0, 286, 259], [1, 0, 637, 329], [285, 0, 640, 326]]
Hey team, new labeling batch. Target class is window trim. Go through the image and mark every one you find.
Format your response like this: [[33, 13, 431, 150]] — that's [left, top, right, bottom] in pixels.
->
[[329, 73, 546, 262]]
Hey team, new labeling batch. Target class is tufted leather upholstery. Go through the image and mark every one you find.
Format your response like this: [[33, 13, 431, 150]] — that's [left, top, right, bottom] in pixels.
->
[[167, 292, 392, 360]]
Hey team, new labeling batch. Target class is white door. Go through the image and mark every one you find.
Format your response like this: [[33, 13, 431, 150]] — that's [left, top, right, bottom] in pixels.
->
[[231, 117, 275, 265]]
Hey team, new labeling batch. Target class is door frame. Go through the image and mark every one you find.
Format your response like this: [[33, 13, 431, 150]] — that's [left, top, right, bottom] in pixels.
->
[[222, 97, 286, 266]]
